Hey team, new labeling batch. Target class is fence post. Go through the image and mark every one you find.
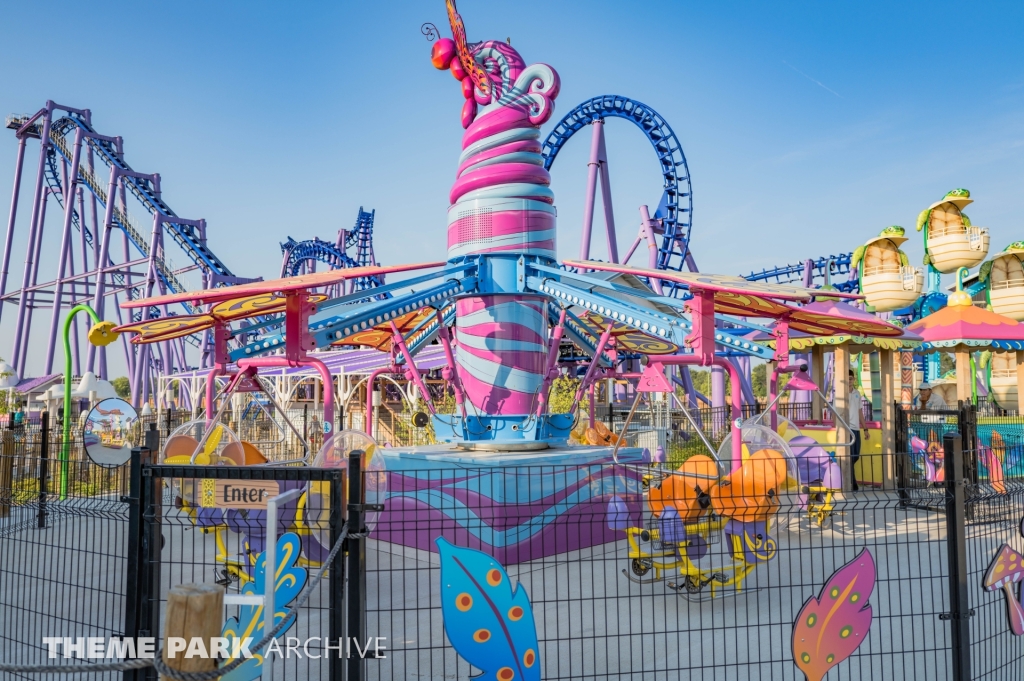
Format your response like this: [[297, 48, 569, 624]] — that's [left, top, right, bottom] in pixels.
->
[[943, 432, 972, 681], [145, 422, 160, 455], [894, 405, 908, 506], [37, 413, 49, 527], [0, 425, 13, 519], [123, 446, 147, 681], [165, 408, 172, 438], [160, 584, 224, 681], [329, 470, 344, 681], [346, 450, 366, 681], [303, 404, 309, 443], [143, 451, 162, 681]]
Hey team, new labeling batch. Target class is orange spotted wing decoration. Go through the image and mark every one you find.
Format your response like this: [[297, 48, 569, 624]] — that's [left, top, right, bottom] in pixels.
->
[[113, 315, 217, 344], [332, 307, 433, 352], [211, 293, 327, 322], [446, 0, 490, 97], [436, 538, 539, 681], [114, 293, 327, 345], [579, 313, 678, 355], [119, 262, 444, 310]]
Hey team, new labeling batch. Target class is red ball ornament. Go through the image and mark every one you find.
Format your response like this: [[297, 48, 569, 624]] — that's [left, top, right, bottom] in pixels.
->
[[430, 38, 456, 70], [450, 57, 466, 81]]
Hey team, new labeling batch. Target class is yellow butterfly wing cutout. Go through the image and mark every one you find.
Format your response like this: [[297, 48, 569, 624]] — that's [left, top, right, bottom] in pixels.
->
[[193, 425, 223, 465]]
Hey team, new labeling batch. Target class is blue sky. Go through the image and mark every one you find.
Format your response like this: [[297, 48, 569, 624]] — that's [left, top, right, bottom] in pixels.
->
[[1, 0, 1024, 374]]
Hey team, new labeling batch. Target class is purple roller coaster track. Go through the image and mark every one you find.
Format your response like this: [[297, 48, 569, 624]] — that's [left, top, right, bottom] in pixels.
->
[[0, 102, 387, 409]]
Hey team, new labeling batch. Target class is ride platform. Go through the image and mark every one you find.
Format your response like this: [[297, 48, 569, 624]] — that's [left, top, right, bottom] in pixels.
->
[[375, 443, 646, 564]]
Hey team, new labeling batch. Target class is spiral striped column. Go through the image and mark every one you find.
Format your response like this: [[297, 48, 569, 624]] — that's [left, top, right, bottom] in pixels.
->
[[448, 90, 557, 415]]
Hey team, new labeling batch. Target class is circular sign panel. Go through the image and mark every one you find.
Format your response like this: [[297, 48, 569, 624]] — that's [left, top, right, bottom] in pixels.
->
[[82, 398, 141, 468]]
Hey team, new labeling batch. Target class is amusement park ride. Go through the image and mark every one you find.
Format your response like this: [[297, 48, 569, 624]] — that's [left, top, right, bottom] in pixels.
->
[[1, 0, 1019, 594], [57, 0, 911, 596]]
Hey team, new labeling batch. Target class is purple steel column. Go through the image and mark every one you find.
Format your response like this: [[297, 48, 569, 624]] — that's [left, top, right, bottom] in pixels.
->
[[132, 214, 162, 404], [10, 107, 53, 372], [44, 128, 85, 372], [0, 136, 28, 325], [87, 168, 120, 374], [17, 188, 50, 371], [67, 240, 81, 376], [88, 146, 100, 269], [596, 123, 619, 263], [114, 293, 133, 378], [711, 366, 726, 409], [578, 120, 604, 260], [638, 205, 663, 295], [77, 187, 88, 282]]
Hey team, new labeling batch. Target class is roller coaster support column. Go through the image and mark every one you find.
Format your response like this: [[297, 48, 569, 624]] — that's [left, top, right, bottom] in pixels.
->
[[86, 165, 120, 377], [43, 127, 84, 373], [10, 104, 53, 374], [0, 134, 28, 326], [18, 188, 51, 371], [638, 205, 663, 294], [711, 367, 726, 410], [130, 211, 163, 405], [579, 119, 619, 263]]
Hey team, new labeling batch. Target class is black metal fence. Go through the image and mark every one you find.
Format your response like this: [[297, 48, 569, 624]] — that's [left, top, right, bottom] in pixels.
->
[[0, 417, 131, 681], [124, 460, 346, 681], [3, 424, 1024, 680], [359, 445, 1024, 680]]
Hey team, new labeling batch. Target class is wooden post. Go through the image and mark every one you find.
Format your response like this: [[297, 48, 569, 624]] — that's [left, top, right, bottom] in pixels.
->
[[879, 348, 896, 489], [0, 430, 13, 518], [955, 348, 972, 404], [899, 349, 915, 407], [1016, 351, 1024, 415], [833, 345, 852, 491], [162, 583, 224, 680], [811, 345, 825, 421]]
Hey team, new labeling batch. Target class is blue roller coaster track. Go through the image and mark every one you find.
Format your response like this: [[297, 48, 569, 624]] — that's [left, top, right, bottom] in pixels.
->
[[744, 252, 859, 293], [44, 114, 236, 284], [541, 96, 694, 296], [280, 207, 386, 293]]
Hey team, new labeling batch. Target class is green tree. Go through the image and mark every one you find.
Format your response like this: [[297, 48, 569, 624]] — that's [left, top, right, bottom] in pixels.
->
[[111, 376, 131, 400], [548, 376, 583, 414], [752, 364, 766, 399], [0, 358, 16, 415]]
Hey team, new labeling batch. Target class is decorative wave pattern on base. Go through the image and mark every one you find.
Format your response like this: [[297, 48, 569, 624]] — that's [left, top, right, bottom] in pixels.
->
[[375, 466, 642, 564]]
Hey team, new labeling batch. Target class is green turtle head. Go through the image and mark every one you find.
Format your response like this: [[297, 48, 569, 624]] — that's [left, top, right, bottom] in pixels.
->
[[880, 225, 905, 237], [945, 188, 970, 199], [1005, 241, 1024, 252]]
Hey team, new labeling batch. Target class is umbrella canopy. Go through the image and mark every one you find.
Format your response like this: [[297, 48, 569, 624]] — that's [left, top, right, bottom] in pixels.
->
[[764, 300, 920, 351], [906, 294, 1024, 352]]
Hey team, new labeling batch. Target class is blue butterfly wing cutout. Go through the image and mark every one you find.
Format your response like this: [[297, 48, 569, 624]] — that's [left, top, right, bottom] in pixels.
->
[[437, 538, 541, 681], [221, 532, 308, 681]]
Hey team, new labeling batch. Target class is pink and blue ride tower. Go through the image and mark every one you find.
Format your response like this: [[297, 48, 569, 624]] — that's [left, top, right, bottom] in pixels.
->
[[428, 23, 573, 444]]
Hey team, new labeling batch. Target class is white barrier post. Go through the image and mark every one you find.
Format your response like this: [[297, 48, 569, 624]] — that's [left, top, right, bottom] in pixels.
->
[[262, 488, 302, 681]]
